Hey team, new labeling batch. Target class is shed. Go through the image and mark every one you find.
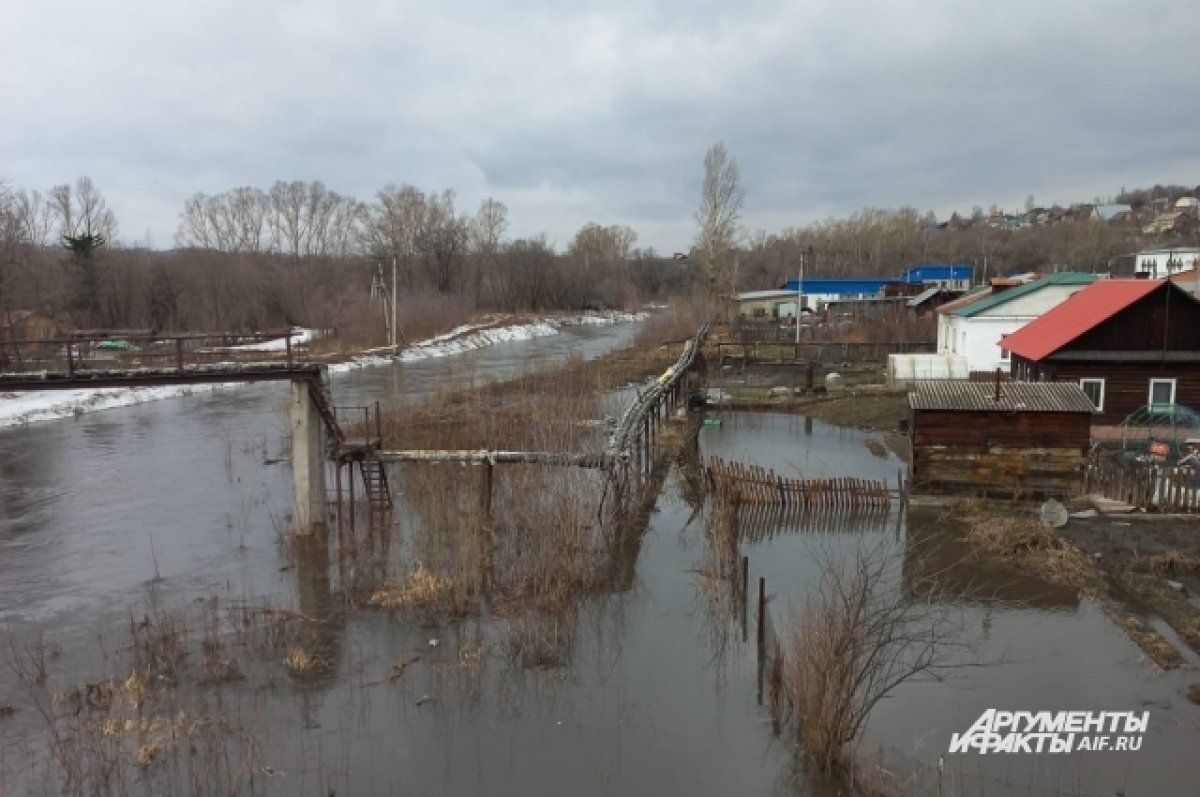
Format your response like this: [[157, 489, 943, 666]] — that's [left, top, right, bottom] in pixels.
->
[[909, 380, 1095, 497]]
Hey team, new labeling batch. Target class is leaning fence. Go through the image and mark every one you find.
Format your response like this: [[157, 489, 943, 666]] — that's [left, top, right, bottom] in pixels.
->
[[706, 456, 894, 510]]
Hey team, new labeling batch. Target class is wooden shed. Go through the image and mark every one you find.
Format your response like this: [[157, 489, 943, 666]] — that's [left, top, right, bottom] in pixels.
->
[[909, 380, 1095, 497]]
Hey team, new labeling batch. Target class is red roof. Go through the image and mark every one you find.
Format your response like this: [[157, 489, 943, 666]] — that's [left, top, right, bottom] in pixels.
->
[[1000, 279, 1162, 362]]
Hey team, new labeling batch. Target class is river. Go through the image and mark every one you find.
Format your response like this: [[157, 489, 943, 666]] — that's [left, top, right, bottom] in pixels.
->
[[1, 321, 1198, 795]]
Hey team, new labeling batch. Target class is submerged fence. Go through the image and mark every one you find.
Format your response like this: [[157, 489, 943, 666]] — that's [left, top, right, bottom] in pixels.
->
[[706, 456, 894, 510], [1084, 450, 1200, 513]]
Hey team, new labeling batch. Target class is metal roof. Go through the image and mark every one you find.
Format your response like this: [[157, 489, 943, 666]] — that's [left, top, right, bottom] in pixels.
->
[[1094, 204, 1133, 221], [906, 286, 942, 307], [737, 289, 799, 301], [951, 272, 1097, 317], [908, 380, 1096, 413], [1000, 279, 1169, 362]]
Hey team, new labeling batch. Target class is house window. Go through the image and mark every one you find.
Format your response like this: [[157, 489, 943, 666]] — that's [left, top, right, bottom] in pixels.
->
[[1080, 378, 1105, 411], [1000, 333, 1010, 360], [1149, 378, 1176, 408]]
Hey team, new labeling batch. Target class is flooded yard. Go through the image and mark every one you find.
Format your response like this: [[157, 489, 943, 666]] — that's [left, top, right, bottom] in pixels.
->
[[2, 328, 1199, 795]]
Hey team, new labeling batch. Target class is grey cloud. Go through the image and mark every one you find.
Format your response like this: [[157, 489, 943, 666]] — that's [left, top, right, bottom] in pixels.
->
[[2, 0, 1197, 250]]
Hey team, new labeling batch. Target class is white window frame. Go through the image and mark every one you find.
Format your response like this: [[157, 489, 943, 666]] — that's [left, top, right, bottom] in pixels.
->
[[1148, 378, 1176, 407], [1080, 378, 1105, 411]]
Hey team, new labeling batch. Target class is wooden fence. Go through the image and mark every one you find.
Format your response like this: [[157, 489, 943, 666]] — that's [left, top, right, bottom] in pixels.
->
[[706, 456, 893, 509], [1084, 451, 1200, 513]]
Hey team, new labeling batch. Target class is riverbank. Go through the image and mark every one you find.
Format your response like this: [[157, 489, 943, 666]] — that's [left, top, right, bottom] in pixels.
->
[[0, 311, 648, 428]]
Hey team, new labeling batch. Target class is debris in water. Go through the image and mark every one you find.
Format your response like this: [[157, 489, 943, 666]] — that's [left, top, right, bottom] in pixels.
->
[[428, 638, 440, 647], [1040, 499, 1068, 529], [416, 695, 433, 706]]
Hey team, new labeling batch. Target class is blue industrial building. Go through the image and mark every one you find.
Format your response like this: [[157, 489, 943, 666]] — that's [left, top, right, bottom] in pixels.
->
[[779, 263, 972, 295]]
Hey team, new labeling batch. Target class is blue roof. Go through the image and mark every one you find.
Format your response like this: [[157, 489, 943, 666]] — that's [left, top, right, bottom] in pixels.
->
[[779, 278, 888, 295], [777, 263, 972, 296]]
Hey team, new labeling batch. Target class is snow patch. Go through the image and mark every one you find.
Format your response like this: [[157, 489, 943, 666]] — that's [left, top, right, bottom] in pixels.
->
[[0, 312, 646, 426], [0, 383, 233, 428], [215, 327, 321, 352]]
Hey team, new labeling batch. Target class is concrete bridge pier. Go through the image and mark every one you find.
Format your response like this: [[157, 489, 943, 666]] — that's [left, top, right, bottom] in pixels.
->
[[291, 379, 328, 535]]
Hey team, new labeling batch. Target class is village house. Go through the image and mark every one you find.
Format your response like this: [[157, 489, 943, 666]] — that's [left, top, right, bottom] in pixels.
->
[[1134, 247, 1200, 278], [773, 263, 971, 314], [1001, 279, 1200, 424], [908, 380, 1095, 497], [1142, 212, 1198, 238], [1092, 203, 1136, 224], [936, 272, 1097, 374]]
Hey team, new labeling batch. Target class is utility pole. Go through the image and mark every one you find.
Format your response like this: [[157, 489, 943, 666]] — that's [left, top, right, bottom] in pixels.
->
[[391, 254, 398, 353], [795, 249, 805, 344]]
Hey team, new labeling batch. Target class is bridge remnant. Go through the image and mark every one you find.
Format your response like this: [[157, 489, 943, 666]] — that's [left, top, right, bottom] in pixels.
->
[[291, 379, 329, 534]]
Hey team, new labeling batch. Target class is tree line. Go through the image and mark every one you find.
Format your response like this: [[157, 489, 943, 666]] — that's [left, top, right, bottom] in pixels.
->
[[2, 164, 1195, 339], [0, 177, 691, 342]]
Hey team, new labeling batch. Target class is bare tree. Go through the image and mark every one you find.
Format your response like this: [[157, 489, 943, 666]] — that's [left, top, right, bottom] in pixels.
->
[[694, 142, 744, 311], [783, 540, 973, 775], [48, 178, 117, 324], [417, 189, 468, 294], [468, 197, 508, 308], [503, 235, 556, 311], [268, 180, 310, 258], [13, 189, 56, 248], [364, 184, 427, 288], [49, 177, 117, 244]]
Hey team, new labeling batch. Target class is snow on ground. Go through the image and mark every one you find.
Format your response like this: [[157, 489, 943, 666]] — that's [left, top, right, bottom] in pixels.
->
[[0, 312, 647, 428], [215, 327, 321, 352], [0, 383, 233, 428], [328, 311, 646, 373]]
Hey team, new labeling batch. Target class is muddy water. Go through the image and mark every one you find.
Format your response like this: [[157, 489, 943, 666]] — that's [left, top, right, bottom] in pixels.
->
[[3, 346, 1200, 796], [0, 323, 638, 630]]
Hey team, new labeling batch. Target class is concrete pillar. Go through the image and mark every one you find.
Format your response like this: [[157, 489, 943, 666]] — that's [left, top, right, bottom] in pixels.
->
[[291, 379, 328, 534]]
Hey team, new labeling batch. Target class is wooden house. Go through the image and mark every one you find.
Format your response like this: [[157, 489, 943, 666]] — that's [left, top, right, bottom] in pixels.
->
[[909, 380, 1094, 497], [1001, 280, 1200, 424]]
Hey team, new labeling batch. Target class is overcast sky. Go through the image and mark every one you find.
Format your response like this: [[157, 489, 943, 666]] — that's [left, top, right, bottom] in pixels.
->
[[3, 0, 1198, 251]]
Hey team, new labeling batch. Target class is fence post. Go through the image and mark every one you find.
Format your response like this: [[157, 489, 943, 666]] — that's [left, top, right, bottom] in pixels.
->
[[175, 338, 184, 373], [741, 555, 749, 640]]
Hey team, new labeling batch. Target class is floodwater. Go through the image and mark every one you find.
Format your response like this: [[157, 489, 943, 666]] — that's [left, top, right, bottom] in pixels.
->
[[2, 328, 1200, 795]]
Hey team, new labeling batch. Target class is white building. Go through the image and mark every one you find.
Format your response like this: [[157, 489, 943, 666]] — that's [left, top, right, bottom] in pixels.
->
[[936, 273, 1098, 373], [1134, 247, 1200, 278]]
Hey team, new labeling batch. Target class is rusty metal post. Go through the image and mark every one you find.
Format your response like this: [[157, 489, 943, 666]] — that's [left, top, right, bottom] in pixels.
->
[[741, 555, 749, 642], [348, 463, 356, 535], [756, 576, 766, 706], [335, 461, 344, 532], [175, 337, 184, 373], [375, 400, 383, 446]]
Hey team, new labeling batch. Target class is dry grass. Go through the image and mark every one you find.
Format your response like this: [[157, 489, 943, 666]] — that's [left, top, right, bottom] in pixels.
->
[[283, 646, 328, 677], [956, 502, 1096, 590], [1139, 551, 1200, 574], [369, 566, 457, 613]]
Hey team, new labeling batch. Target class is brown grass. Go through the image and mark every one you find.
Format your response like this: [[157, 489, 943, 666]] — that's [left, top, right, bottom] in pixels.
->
[[283, 646, 328, 677], [956, 502, 1096, 590], [1139, 551, 1200, 574], [369, 566, 457, 613]]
